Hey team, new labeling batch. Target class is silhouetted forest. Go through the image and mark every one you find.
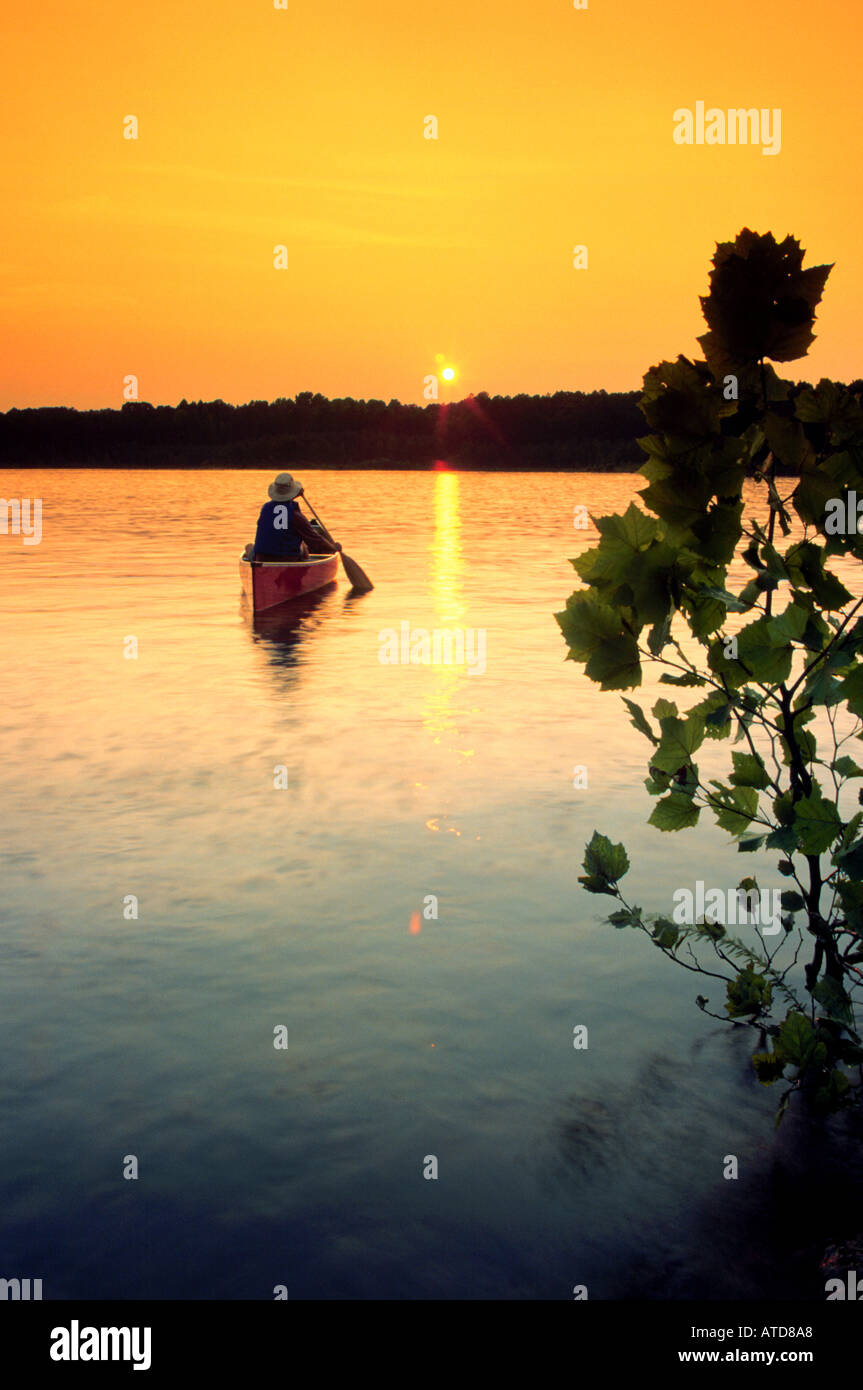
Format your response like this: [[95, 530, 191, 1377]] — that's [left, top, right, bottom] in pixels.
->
[[0, 391, 645, 470], [2, 384, 860, 470]]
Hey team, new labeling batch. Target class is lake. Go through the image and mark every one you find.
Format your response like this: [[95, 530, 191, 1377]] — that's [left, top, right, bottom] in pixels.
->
[[1, 467, 860, 1299]]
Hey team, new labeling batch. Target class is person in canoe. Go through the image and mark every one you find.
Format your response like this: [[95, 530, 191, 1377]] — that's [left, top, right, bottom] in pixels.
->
[[250, 473, 341, 562]]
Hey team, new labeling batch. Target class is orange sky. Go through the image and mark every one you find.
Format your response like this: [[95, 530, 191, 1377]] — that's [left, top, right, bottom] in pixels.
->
[[2, 0, 860, 410]]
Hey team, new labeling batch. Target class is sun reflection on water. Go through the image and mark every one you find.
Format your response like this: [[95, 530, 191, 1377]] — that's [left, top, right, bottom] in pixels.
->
[[423, 470, 466, 745]]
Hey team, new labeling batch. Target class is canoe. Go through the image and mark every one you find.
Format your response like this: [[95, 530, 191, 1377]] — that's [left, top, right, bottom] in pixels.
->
[[240, 553, 339, 613]]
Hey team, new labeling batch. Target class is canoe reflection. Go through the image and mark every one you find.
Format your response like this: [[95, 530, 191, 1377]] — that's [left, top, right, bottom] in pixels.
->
[[241, 581, 338, 665]]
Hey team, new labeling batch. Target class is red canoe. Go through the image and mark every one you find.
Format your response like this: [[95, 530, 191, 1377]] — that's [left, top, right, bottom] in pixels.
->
[[240, 553, 339, 613]]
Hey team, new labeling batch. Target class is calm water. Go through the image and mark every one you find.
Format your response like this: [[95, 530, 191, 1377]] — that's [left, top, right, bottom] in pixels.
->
[[1, 467, 861, 1300]]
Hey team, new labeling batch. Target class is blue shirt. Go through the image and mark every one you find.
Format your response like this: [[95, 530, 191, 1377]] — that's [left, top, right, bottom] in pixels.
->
[[254, 500, 302, 557]]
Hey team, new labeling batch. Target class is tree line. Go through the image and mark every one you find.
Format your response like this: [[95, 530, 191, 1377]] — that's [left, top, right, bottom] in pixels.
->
[[0, 390, 647, 470], [2, 384, 859, 470]]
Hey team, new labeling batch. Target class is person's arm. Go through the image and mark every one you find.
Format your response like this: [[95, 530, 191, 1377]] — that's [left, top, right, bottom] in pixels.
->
[[292, 504, 341, 553]]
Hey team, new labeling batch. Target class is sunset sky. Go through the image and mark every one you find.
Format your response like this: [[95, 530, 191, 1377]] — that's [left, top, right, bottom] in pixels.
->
[[2, 0, 861, 410]]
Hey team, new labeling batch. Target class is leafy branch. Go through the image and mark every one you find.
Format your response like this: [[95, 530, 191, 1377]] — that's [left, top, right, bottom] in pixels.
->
[[557, 230, 863, 1124]]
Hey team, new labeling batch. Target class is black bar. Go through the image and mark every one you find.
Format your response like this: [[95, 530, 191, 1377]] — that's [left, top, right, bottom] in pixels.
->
[[1, 1299, 854, 1376]]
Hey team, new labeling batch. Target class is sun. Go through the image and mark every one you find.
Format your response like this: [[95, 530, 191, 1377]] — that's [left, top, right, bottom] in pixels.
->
[[441, 366, 456, 382]]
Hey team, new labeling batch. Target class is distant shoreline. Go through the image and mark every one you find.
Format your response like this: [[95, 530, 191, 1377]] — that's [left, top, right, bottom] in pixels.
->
[[0, 460, 643, 472], [1, 383, 846, 472], [0, 390, 645, 472]]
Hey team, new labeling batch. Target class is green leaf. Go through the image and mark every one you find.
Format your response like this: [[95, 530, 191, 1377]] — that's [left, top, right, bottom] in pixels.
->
[[692, 499, 745, 566], [764, 412, 816, 474], [803, 665, 846, 709], [696, 585, 751, 613], [689, 689, 734, 740], [709, 617, 795, 687], [650, 712, 706, 776], [793, 791, 843, 854], [686, 594, 730, 638], [775, 1011, 825, 1068], [780, 890, 805, 913], [839, 665, 863, 719], [752, 1051, 786, 1085], [838, 811, 863, 850], [785, 540, 853, 610], [579, 874, 619, 897], [608, 908, 638, 927], [651, 918, 680, 948], [555, 592, 642, 690], [832, 755, 863, 780], [737, 578, 764, 610], [707, 782, 760, 835], [796, 379, 863, 443], [812, 977, 854, 1026], [814, 1069, 853, 1114], [736, 618, 795, 683], [726, 966, 772, 1018], [793, 471, 843, 531], [639, 355, 730, 445], [647, 614, 673, 656], [644, 767, 671, 796], [622, 698, 658, 745], [697, 230, 832, 373], [765, 825, 798, 853], [648, 791, 701, 831], [651, 698, 678, 720], [730, 751, 771, 790], [582, 830, 629, 885], [574, 504, 680, 629], [585, 641, 643, 690], [760, 541, 792, 584], [556, 591, 618, 659], [593, 502, 658, 560], [833, 838, 863, 878], [658, 672, 706, 687], [766, 603, 809, 646]]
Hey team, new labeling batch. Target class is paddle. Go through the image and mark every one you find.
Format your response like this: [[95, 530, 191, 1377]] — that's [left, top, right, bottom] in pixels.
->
[[300, 494, 374, 593]]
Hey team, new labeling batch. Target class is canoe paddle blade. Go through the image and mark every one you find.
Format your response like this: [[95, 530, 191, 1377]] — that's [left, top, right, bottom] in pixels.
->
[[340, 552, 374, 593]]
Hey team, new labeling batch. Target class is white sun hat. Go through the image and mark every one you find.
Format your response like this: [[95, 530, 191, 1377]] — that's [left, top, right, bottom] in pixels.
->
[[268, 472, 303, 502]]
